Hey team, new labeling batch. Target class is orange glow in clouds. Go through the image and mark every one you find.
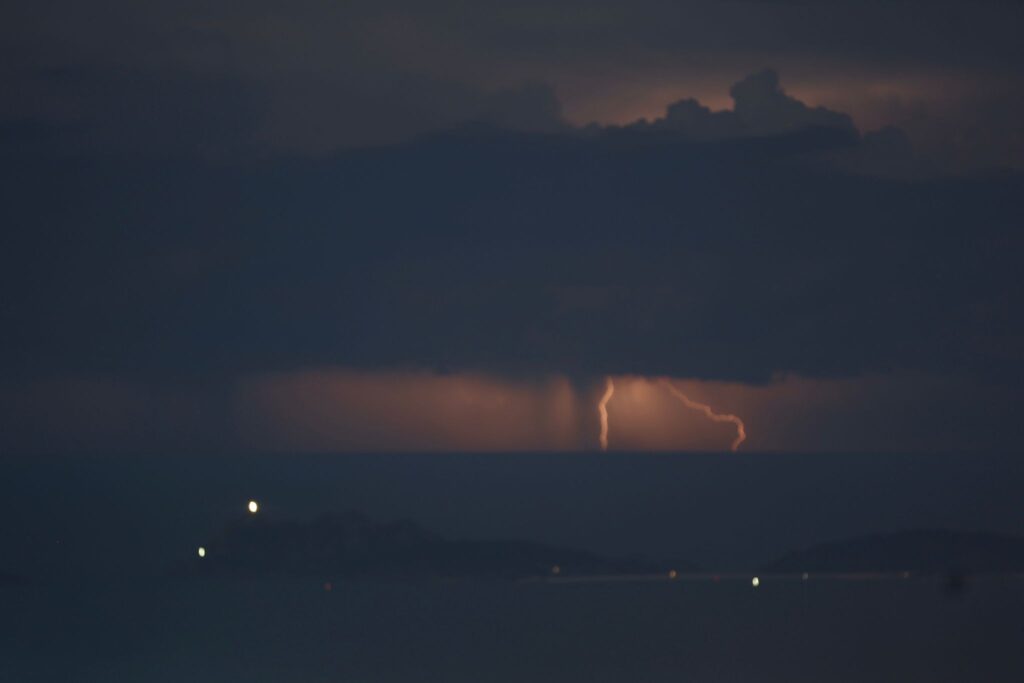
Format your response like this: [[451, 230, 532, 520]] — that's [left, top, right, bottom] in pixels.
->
[[233, 370, 755, 453], [234, 370, 582, 452], [6, 370, 1011, 454]]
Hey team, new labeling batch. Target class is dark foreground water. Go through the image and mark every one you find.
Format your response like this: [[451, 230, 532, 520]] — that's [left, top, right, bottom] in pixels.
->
[[4, 576, 1024, 682], [2, 451, 1024, 680]]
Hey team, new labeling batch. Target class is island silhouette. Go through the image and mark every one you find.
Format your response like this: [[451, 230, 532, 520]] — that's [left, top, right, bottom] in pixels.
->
[[187, 510, 1024, 583], [193, 509, 672, 580]]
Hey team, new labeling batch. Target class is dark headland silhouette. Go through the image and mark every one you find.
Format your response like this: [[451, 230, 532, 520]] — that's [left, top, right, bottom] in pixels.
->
[[187, 510, 1024, 583], [193, 510, 671, 580], [763, 529, 1024, 575]]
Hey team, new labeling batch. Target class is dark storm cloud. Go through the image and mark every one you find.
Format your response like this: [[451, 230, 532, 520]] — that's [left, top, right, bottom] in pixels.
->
[[3, 66, 264, 159], [614, 70, 855, 140], [2, 71, 1021, 386], [3, 0, 1023, 162]]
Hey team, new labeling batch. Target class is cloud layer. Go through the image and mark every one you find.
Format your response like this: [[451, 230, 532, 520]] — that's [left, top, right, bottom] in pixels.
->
[[3, 72, 1022, 386], [4, 1, 1024, 165], [2, 69, 1022, 452]]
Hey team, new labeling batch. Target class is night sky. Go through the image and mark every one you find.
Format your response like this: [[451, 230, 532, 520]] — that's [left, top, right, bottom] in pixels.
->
[[2, 1, 1023, 454]]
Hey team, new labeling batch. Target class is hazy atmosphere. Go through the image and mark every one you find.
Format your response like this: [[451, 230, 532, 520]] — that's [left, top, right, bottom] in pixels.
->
[[3, 1, 1023, 681]]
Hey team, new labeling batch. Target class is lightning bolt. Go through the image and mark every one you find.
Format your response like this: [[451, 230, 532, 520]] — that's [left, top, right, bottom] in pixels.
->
[[660, 379, 746, 452], [598, 376, 615, 451]]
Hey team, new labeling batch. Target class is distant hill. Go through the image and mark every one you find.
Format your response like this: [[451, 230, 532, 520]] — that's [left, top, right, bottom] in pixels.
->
[[194, 510, 666, 580], [764, 530, 1024, 574]]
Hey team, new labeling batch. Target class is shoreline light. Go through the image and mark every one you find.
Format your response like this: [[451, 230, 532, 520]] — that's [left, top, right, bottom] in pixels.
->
[[248, 500, 259, 514]]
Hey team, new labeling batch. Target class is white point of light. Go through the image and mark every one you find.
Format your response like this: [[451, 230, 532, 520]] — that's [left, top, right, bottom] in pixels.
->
[[248, 500, 259, 514], [751, 576, 760, 587], [197, 546, 206, 558]]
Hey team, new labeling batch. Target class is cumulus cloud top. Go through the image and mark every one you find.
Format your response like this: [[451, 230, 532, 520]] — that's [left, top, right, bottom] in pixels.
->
[[624, 69, 856, 141]]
